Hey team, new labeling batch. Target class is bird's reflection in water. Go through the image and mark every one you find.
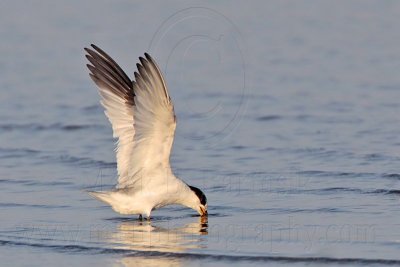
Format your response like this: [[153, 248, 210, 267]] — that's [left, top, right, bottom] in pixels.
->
[[111, 216, 208, 267], [119, 257, 182, 267]]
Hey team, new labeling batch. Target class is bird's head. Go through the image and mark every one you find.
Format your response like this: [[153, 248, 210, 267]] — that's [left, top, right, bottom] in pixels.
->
[[188, 186, 207, 216]]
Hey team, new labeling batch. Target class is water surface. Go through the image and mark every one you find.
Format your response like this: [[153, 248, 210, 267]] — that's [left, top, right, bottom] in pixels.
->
[[1, 1, 400, 266]]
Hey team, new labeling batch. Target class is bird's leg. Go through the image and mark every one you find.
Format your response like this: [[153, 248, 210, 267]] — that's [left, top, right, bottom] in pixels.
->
[[138, 214, 143, 221]]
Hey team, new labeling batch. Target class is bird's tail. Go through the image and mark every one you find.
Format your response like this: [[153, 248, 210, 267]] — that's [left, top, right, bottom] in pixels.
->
[[87, 190, 114, 206]]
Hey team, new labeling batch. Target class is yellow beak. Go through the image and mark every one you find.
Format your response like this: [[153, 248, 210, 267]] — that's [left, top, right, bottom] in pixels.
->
[[199, 205, 208, 216]]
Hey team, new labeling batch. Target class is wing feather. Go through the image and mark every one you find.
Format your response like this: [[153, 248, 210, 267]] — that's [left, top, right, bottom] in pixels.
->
[[85, 45, 176, 189]]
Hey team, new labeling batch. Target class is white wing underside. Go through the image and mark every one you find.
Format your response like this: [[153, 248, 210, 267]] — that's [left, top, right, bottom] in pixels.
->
[[85, 45, 176, 189]]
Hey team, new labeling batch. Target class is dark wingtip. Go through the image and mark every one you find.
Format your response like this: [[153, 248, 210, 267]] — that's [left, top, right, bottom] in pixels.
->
[[86, 64, 95, 73], [84, 44, 97, 52], [139, 56, 146, 65], [91, 44, 103, 54], [144, 52, 152, 61], [84, 48, 92, 55], [139, 57, 149, 70]]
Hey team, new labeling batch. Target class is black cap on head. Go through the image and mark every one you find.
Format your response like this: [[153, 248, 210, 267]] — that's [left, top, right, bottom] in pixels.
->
[[189, 186, 207, 205]]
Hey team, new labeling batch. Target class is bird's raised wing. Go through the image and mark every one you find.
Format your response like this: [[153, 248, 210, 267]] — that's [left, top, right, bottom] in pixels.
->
[[85, 44, 176, 189]]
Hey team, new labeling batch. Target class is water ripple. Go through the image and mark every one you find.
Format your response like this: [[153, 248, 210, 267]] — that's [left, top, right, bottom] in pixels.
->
[[1, 239, 399, 265], [382, 173, 400, 179], [0, 123, 104, 132], [39, 154, 116, 168], [256, 115, 282, 121], [0, 203, 70, 209], [0, 178, 73, 187], [371, 189, 400, 195], [0, 148, 40, 159]]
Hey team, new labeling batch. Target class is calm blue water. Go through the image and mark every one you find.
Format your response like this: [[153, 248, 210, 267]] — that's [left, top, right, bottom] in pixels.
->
[[1, 1, 400, 266]]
